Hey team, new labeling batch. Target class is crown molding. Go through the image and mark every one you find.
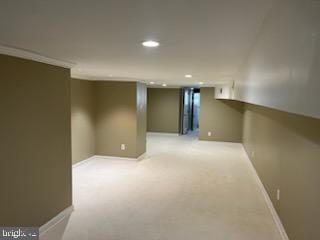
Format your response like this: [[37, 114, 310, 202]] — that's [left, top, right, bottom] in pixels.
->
[[0, 44, 76, 69], [71, 72, 140, 82], [147, 85, 182, 89]]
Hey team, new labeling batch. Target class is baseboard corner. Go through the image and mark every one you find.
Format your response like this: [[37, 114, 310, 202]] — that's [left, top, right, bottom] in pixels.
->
[[136, 153, 146, 161], [72, 155, 96, 168], [39, 205, 74, 236]]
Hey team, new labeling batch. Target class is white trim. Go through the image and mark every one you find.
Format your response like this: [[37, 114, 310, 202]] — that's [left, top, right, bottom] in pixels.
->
[[71, 73, 140, 81], [147, 132, 180, 136], [94, 153, 145, 161], [136, 153, 146, 161], [147, 85, 182, 89], [243, 147, 289, 240], [0, 44, 76, 69], [39, 205, 74, 236], [72, 156, 96, 168], [72, 154, 146, 169]]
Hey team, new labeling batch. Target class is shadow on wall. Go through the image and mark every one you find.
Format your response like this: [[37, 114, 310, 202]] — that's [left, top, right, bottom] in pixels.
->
[[246, 104, 320, 145], [220, 99, 244, 114], [199, 87, 244, 142], [147, 88, 181, 134]]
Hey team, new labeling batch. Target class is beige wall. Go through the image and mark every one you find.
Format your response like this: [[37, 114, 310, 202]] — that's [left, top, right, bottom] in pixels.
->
[[147, 88, 181, 133], [231, 1, 320, 238], [234, 0, 320, 119], [199, 88, 243, 142], [95, 81, 146, 158], [243, 103, 320, 240], [136, 82, 147, 156], [71, 79, 95, 164], [0, 54, 72, 226]]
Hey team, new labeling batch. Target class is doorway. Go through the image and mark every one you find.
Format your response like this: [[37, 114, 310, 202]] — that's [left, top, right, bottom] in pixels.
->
[[181, 88, 200, 135]]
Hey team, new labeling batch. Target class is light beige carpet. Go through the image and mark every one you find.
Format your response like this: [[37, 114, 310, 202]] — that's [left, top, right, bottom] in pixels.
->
[[60, 133, 282, 240]]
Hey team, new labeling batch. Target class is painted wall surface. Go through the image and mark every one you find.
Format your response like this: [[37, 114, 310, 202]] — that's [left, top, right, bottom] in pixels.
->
[[147, 88, 181, 133], [234, 0, 320, 119], [136, 82, 147, 157], [71, 79, 95, 164], [199, 88, 243, 142], [0, 54, 72, 226], [94, 81, 145, 158], [243, 104, 320, 240]]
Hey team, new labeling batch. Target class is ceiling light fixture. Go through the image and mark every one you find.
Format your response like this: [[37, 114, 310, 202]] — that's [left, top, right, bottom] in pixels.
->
[[185, 74, 192, 78], [199, 82, 204, 85], [162, 83, 167, 87], [150, 81, 155, 84], [142, 40, 160, 47]]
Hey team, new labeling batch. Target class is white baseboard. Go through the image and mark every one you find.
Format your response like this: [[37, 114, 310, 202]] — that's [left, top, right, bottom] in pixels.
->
[[72, 154, 146, 169], [136, 153, 146, 161], [94, 153, 146, 161], [39, 205, 74, 237], [72, 155, 96, 168], [243, 147, 289, 240], [147, 132, 180, 136]]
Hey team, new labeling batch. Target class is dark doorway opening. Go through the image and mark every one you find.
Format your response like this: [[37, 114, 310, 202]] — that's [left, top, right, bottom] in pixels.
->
[[180, 88, 200, 136]]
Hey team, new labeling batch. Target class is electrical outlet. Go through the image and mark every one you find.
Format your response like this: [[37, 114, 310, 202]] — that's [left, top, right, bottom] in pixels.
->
[[208, 131, 212, 137], [121, 144, 126, 151], [277, 189, 280, 201]]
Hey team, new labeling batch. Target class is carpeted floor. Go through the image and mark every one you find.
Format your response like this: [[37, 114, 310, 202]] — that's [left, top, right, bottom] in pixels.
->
[[60, 133, 281, 240]]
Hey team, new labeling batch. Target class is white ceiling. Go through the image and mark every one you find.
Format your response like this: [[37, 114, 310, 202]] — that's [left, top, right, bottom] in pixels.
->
[[0, 0, 272, 87]]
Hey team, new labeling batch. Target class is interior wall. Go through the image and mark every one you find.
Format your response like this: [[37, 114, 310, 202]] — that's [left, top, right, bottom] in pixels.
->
[[147, 88, 181, 133], [94, 81, 145, 158], [136, 82, 147, 157], [71, 79, 95, 164], [243, 103, 320, 240], [234, 0, 320, 119], [0, 54, 72, 226], [234, 1, 320, 238], [199, 87, 243, 142]]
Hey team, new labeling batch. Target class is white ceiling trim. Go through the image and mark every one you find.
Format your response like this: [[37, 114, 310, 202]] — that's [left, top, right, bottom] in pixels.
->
[[72, 72, 221, 88], [71, 72, 139, 81], [147, 85, 182, 89], [0, 44, 76, 69]]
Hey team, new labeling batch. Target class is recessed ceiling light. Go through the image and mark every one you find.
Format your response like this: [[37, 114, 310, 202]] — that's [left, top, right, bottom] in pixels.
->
[[185, 74, 192, 78], [142, 40, 160, 47], [199, 82, 204, 85], [150, 81, 155, 84], [162, 83, 167, 87]]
